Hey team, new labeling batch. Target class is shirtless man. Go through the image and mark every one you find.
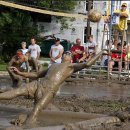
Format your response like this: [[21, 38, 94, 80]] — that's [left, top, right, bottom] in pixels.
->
[[7, 49, 29, 87], [0, 50, 103, 127], [7, 49, 40, 87]]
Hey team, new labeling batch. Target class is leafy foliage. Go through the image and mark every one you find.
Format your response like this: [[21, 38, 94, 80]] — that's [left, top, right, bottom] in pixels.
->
[[0, 8, 37, 61], [0, 12, 12, 27], [13, 0, 76, 11], [38, 0, 76, 11]]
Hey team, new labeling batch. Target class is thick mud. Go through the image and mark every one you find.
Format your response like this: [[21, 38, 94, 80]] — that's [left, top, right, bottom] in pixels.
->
[[0, 76, 130, 129], [59, 81, 130, 99], [0, 95, 130, 130]]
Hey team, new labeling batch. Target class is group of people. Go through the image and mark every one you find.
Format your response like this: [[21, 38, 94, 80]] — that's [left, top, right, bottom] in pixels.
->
[[50, 35, 130, 75], [101, 2, 130, 75], [7, 35, 99, 87], [49, 35, 98, 65], [102, 39, 130, 74]]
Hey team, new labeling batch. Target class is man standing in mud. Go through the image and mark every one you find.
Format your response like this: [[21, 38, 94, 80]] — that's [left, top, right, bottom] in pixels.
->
[[7, 49, 29, 87], [7, 49, 41, 87], [0, 50, 103, 127]]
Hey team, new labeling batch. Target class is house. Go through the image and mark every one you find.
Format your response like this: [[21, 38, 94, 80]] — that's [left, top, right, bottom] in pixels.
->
[[37, 0, 130, 52], [37, 0, 107, 52]]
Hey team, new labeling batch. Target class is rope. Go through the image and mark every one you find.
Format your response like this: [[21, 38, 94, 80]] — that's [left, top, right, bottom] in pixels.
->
[[0, 1, 108, 20], [0, 0, 87, 19]]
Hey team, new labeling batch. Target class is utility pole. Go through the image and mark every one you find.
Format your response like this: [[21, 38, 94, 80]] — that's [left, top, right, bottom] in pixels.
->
[[86, 0, 92, 38]]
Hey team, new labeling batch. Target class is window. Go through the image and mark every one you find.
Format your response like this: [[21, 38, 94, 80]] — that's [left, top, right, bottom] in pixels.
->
[[86, 0, 93, 11]]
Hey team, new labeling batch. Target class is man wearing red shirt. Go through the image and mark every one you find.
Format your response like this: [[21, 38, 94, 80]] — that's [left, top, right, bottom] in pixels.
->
[[71, 38, 84, 63], [109, 43, 126, 74]]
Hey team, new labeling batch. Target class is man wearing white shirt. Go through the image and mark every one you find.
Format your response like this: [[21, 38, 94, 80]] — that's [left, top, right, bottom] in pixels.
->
[[28, 38, 41, 59], [86, 35, 97, 54], [49, 38, 64, 64], [85, 35, 98, 59]]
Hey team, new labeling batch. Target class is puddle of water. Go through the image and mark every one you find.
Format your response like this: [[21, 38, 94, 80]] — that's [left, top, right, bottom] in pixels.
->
[[59, 83, 130, 99]]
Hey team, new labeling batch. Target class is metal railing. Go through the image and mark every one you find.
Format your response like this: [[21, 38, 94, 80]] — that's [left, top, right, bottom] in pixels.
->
[[72, 60, 130, 81]]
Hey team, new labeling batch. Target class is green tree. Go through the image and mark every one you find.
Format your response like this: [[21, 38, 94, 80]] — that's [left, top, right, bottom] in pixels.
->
[[0, 8, 37, 61], [38, 0, 76, 11]]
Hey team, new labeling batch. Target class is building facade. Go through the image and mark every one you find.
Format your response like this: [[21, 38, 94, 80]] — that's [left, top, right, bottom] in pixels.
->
[[37, 1, 130, 51]]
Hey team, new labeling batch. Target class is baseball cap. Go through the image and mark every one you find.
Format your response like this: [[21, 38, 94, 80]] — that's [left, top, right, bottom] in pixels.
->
[[55, 38, 60, 42], [121, 3, 127, 7]]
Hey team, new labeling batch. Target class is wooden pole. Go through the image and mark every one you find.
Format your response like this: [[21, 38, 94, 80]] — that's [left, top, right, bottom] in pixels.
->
[[107, 0, 114, 80], [86, 0, 92, 38]]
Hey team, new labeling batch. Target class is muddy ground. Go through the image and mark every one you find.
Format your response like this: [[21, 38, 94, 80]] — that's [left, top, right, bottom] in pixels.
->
[[1, 76, 130, 129], [1, 95, 130, 130]]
